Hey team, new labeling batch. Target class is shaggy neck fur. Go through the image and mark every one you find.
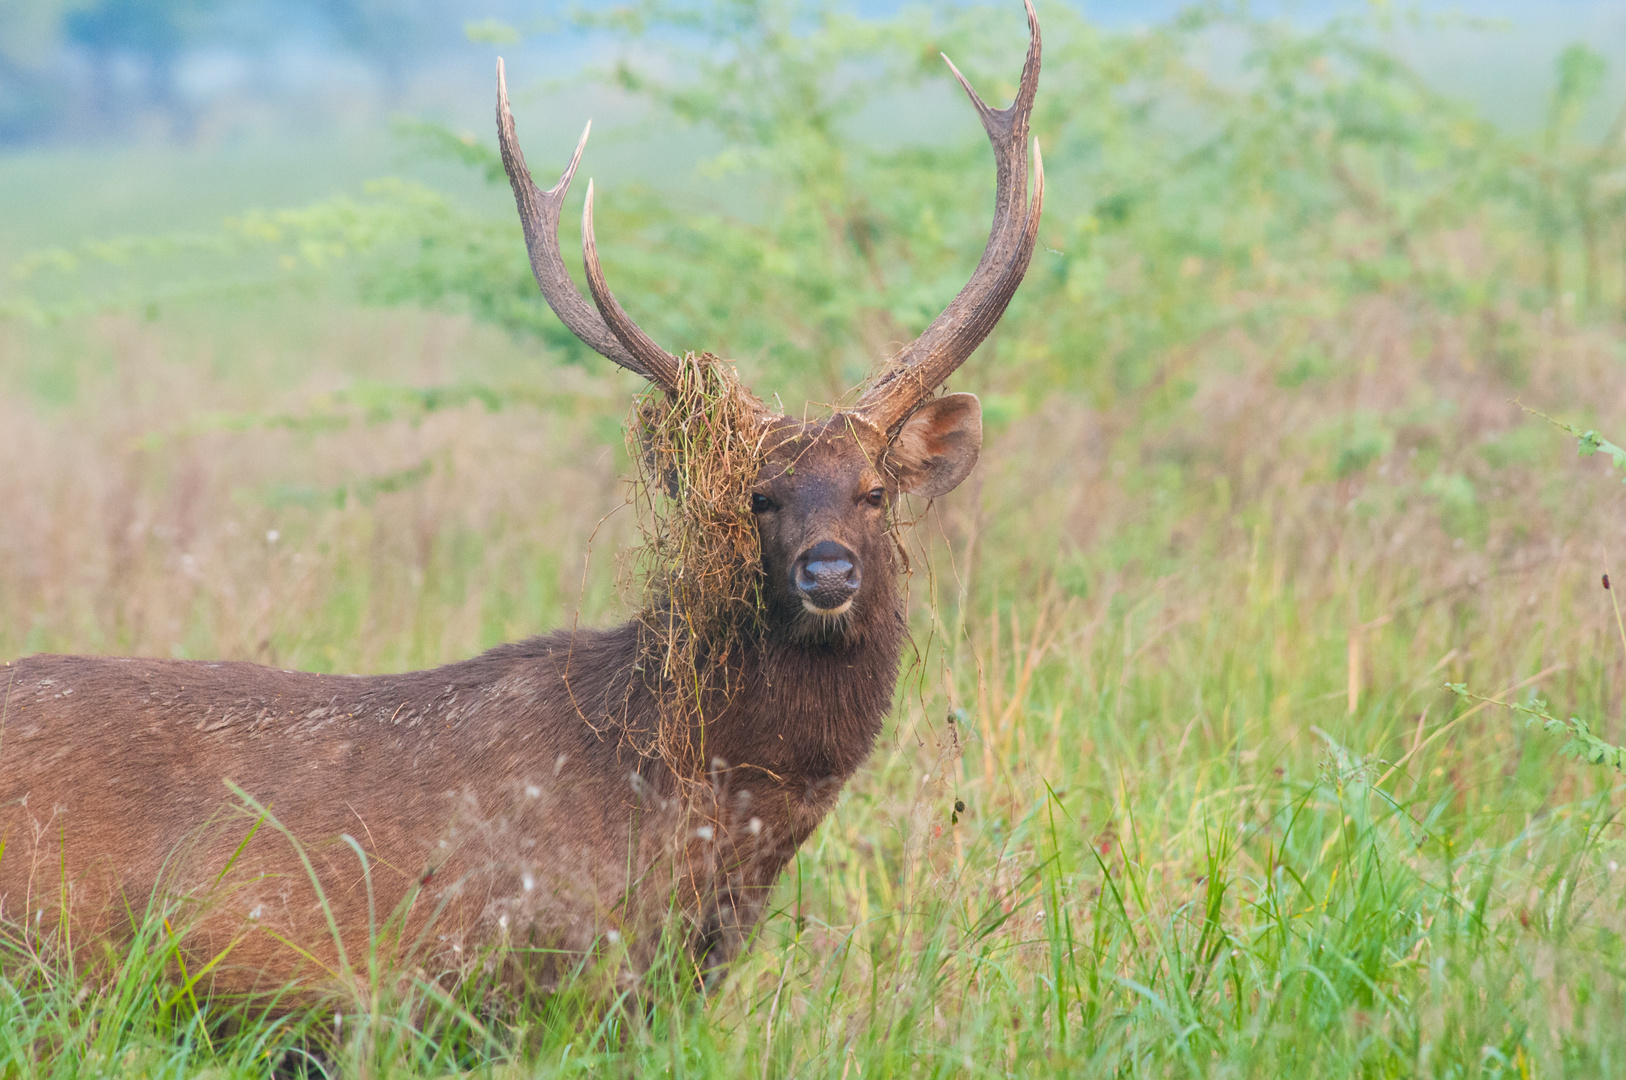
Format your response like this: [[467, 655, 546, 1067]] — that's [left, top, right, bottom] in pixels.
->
[[604, 538, 905, 798]]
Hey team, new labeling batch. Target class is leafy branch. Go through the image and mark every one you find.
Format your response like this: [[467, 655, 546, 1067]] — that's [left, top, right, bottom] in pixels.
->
[[1520, 404, 1626, 481], [1451, 404, 1626, 777], [1446, 683, 1626, 772]]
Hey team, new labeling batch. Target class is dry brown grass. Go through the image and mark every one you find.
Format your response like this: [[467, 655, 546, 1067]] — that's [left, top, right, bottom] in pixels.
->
[[0, 304, 637, 671], [623, 351, 768, 771]]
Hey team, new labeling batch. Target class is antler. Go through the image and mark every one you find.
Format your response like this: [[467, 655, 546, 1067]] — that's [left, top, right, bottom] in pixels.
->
[[579, 180, 681, 387], [854, 0, 1045, 435], [495, 59, 679, 390]]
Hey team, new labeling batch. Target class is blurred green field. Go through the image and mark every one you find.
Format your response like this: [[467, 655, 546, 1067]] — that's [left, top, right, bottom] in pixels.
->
[[5, 2, 1626, 1076]]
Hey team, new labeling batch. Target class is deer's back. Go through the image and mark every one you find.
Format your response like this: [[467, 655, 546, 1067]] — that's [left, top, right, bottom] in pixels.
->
[[0, 631, 675, 993]]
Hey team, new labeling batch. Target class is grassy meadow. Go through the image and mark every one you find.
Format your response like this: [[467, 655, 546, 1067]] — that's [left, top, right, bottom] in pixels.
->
[[5, 1, 1626, 1075]]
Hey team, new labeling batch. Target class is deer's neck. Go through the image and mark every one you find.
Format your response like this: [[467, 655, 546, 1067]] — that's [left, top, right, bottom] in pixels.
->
[[695, 593, 904, 790]]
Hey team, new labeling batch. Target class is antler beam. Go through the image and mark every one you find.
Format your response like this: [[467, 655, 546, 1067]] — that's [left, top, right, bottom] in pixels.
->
[[854, 0, 1045, 435], [496, 59, 678, 390], [580, 180, 682, 387]]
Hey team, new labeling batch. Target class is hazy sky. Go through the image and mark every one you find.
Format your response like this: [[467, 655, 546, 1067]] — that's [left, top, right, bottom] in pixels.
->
[[4, 0, 1622, 149]]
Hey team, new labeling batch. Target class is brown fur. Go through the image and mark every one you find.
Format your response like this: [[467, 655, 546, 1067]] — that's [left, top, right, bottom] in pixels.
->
[[0, 402, 979, 1000]]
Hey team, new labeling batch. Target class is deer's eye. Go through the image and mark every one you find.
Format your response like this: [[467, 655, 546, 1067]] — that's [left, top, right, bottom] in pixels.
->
[[865, 487, 886, 508], [751, 493, 775, 514]]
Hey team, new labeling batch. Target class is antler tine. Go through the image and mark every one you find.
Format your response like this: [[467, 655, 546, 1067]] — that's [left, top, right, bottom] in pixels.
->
[[855, 0, 1043, 434], [496, 58, 669, 384], [580, 180, 682, 389]]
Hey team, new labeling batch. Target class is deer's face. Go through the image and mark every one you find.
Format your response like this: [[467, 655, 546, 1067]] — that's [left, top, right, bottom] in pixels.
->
[[751, 394, 983, 639]]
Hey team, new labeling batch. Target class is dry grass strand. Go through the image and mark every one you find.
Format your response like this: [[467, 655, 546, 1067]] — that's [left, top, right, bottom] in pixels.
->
[[624, 352, 769, 774]]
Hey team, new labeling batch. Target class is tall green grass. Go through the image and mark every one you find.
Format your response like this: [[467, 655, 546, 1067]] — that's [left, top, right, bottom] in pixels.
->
[[4, 1, 1626, 1075]]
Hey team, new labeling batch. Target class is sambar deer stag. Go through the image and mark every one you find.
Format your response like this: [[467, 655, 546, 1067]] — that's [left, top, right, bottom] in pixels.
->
[[0, 0, 1043, 999]]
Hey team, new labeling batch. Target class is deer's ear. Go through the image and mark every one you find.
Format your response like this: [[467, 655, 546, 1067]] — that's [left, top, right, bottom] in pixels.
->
[[887, 393, 983, 499]]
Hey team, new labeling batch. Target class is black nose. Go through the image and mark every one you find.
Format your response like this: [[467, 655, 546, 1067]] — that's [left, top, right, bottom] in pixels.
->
[[793, 541, 861, 612]]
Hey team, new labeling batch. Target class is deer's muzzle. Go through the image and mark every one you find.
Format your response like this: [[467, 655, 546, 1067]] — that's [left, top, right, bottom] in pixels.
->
[[794, 541, 861, 615]]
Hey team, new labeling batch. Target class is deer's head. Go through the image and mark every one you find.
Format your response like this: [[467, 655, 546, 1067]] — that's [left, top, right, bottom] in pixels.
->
[[495, 0, 1042, 645]]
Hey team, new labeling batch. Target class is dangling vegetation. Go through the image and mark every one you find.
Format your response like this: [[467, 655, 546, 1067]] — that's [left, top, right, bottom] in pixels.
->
[[624, 351, 768, 770]]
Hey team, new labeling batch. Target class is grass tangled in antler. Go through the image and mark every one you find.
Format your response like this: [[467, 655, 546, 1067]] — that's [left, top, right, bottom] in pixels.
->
[[625, 352, 769, 774]]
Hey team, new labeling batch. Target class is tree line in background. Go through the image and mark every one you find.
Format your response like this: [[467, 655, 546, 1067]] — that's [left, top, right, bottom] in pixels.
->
[[11, 1, 1626, 390], [0, 0, 469, 144]]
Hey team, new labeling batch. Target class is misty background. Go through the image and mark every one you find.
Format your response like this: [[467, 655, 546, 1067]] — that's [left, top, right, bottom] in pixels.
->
[[0, 3, 1622, 143], [0, 0, 1616, 283], [3, 3, 1624, 151]]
